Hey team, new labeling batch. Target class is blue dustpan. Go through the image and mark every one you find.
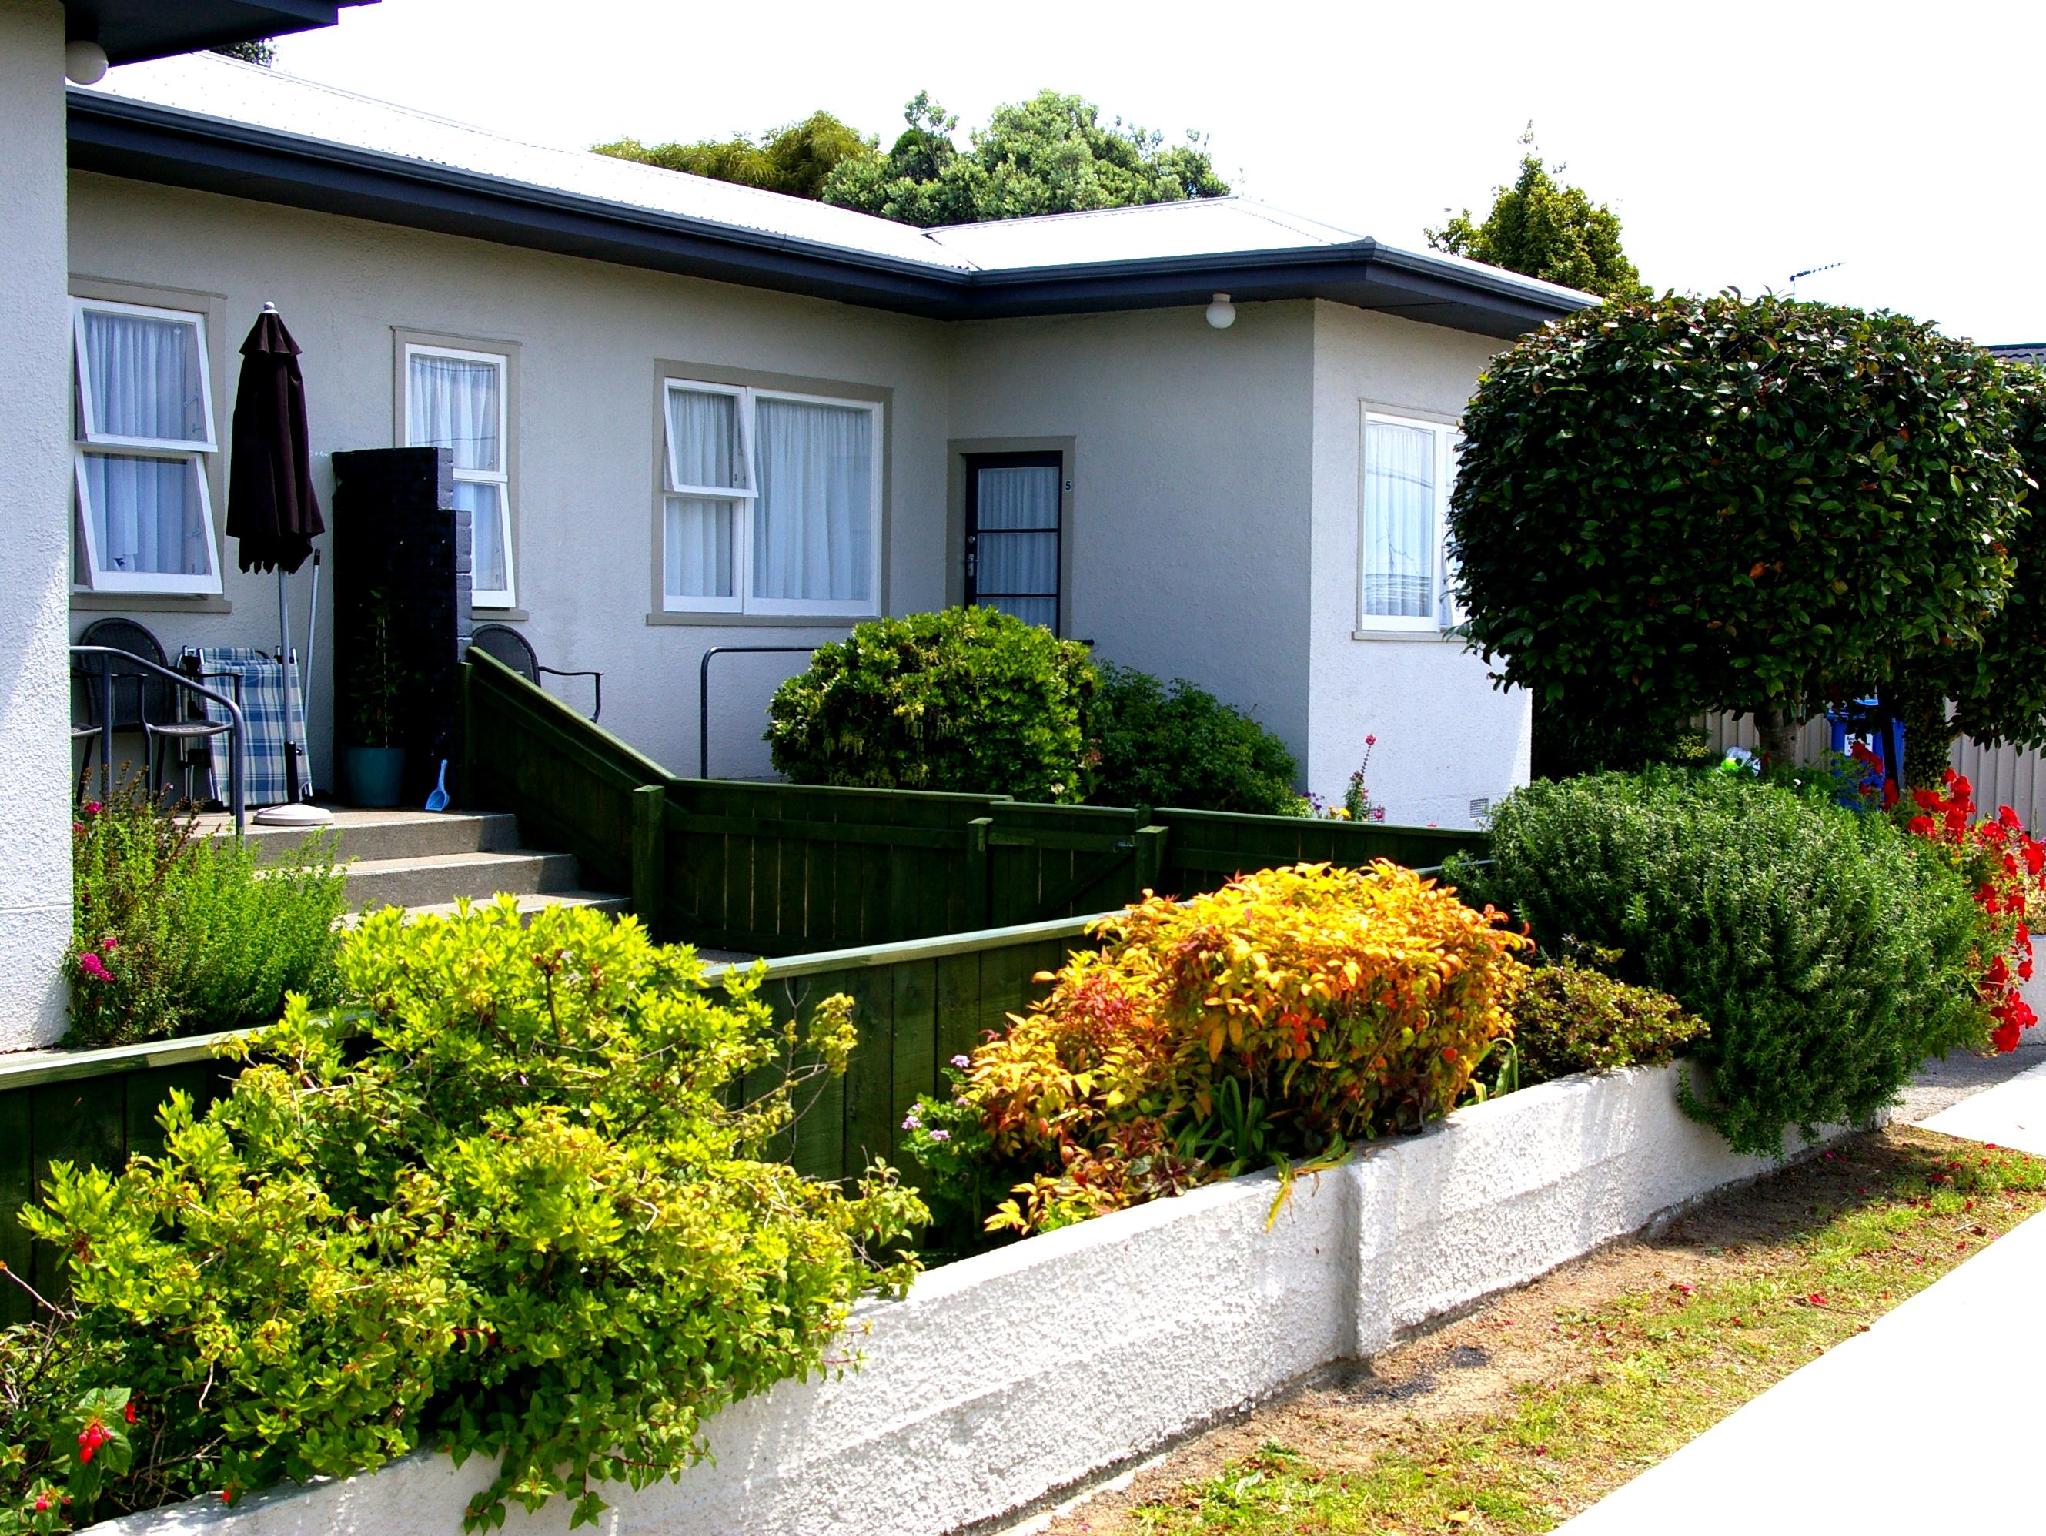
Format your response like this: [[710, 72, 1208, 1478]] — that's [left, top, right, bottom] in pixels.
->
[[424, 760, 450, 812]]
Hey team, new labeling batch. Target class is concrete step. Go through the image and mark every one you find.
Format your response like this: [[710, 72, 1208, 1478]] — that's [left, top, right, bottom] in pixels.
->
[[342, 848, 581, 911], [206, 810, 520, 865], [342, 890, 633, 927]]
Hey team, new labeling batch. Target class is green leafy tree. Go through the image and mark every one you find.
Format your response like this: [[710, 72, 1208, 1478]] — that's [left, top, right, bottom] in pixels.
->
[[595, 110, 873, 201], [824, 90, 1228, 226], [1892, 362, 2046, 782], [1428, 128, 1649, 302], [1448, 292, 2028, 765], [211, 40, 276, 65]]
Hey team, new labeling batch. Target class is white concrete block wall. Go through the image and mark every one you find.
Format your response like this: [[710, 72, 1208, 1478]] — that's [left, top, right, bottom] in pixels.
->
[[92, 1062, 1846, 1536], [0, 0, 76, 1051], [1307, 303, 1532, 828]]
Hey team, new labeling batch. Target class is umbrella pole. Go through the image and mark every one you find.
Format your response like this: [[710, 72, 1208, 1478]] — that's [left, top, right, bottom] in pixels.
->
[[276, 567, 302, 803]]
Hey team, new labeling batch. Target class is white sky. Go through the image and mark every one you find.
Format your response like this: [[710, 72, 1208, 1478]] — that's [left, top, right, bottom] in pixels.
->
[[269, 0, 2045, 342]]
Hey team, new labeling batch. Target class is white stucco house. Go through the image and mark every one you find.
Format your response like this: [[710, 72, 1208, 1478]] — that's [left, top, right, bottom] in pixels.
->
[[5, 12, 1593, 1047], [0, 2, 374, 1050]]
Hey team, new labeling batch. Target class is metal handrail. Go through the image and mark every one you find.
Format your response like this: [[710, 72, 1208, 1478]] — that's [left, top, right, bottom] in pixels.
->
[[70, 645, 248, 835], [698, 645, 817, 780]]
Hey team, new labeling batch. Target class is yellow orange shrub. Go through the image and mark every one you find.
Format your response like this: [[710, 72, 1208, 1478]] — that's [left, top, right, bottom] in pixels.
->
[[961, 862, 1529, 1232]]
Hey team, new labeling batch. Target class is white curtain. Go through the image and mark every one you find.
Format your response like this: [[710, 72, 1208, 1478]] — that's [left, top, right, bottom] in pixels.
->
[[407, 355, 500, 472], [453, 480, 507, 597], [80, 309, 206, 444], [972, 464, 1059, 627], [82, 453, 207, 576], [664, 496, 735, 599], [753, 397, 872, 602], [666, 387, 745, 491], [1362, 420, 1436, 619]]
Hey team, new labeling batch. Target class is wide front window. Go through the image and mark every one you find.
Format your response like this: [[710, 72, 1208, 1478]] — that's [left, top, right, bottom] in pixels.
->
[[662, 379, 880, 617], [71, 298, 222, 594], [405, 344, 514, 608], [1359, 410, 1458, 632]]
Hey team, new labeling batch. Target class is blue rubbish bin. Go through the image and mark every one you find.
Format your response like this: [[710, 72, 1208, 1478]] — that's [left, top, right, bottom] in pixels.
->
[[1826, 699, 1902, 809]]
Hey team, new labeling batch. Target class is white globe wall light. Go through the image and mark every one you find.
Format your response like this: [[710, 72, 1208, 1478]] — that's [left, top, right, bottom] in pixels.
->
[[1205, 292, 1236, 330], [64, 39, 109, 84]]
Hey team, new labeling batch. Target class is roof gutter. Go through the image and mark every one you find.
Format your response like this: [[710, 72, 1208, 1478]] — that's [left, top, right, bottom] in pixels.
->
[[67, 91, 1591, 333]]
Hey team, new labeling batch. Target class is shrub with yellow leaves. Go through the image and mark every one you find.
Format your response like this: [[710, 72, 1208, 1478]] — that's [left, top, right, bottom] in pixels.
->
[[920, 862, 1529, 1237]]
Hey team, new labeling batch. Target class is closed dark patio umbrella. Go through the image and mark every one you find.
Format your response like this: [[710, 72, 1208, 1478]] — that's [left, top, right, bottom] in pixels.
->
[[227, 303, 327, 817]]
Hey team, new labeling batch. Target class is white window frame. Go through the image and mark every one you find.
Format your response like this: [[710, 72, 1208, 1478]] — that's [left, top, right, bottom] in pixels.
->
[[660, 379, 883, 619], [404, 342, 515, 609], [1356, 408, 1457, 636], [70, 297, 222, 596]]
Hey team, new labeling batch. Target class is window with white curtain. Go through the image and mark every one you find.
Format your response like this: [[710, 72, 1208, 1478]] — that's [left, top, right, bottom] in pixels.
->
[[1359, 410, 1458, 633], [405, 344, 514, 608], [71, 297, 222, 594], [662, 379, 880, 617]]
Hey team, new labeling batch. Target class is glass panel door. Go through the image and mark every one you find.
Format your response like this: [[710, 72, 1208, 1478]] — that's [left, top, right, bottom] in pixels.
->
[[966, 452, 1062, 633]]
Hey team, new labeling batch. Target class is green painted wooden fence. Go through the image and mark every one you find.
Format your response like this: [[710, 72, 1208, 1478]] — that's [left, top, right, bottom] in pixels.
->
[[0, 919, 1095, 1324], [461, 648, 1490, 957], [0, 1033, 243, 1324]]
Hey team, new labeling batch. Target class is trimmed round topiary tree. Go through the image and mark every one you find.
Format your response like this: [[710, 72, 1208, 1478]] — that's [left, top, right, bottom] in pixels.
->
[[765, 607, 1098, 803], [1449, 292, 2028, 764]]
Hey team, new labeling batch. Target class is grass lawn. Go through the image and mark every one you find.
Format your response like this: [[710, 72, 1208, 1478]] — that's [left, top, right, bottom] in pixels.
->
[[1045, 1127, 2044, 1536]]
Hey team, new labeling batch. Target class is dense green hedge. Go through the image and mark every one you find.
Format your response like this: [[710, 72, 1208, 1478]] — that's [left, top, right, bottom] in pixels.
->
[[1086, 663, 1303, 815], [765, 607, 1098, 803], [1462, 771, 1990, 1155]]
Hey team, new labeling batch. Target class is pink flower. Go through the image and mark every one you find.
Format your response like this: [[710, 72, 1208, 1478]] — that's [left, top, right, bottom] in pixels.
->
[[950, 1054, 970, 1069], [929, 1129, 951, 1143], [81, 800, 102, 817], [78, 952, 113, 983], [1365, 734, 1378, 747]]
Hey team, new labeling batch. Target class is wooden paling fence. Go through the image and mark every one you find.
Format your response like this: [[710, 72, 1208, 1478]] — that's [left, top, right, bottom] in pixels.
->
[[462, 647, 1484, 954]]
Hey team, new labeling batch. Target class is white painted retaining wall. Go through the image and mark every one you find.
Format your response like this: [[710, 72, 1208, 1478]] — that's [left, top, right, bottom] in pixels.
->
[[93, 1061, 1853, 1536]]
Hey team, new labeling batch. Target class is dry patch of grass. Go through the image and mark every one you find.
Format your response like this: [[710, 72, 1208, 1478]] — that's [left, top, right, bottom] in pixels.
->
[[1046, 1127, 2045, 1536]]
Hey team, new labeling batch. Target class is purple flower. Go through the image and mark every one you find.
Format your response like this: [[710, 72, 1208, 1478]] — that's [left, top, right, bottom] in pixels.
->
[[950, 1054, 971, 1069], [929, 1129, 951, 1143], [901, 1112, 921, 1131]]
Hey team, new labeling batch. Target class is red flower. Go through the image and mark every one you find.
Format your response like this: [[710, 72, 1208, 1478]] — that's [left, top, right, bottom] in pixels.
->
[[1882, 779, 1899, 810], [2001, 805, 2023, 830], [1914, 789, 1942, 812], [81, 800, 102, 817], [124, 1400, 136, 1425], [1907, 815, 1936, 838], [77, 1420, 107, 1464]]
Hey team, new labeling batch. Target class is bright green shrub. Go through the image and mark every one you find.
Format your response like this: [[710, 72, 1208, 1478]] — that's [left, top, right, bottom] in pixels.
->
[[910, 863, 1529, 1235], [765, 607, 1097, 803], [1085, 663, 1304, 814], [67, 778, 345, 1047], [16, 902, 923, 1531], [1464, 771, 1991, 1155], [1508, 951, 1707, 1085]]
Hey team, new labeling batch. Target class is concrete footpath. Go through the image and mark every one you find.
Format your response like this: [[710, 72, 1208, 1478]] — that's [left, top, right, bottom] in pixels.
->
[[1557, 1060, 2046, 1534]]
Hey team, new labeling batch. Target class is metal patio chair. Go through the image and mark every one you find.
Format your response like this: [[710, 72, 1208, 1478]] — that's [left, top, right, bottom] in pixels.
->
[[470, 624, 602, 721]]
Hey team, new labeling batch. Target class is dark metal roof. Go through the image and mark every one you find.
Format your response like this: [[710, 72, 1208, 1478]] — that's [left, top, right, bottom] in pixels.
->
[[1989, 343, 2046, 368], [67, 90, 1590, 338], [63, 2, 376, 66]]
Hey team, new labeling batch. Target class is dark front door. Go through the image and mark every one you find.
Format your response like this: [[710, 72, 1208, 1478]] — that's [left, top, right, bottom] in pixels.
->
[[964, 452, 1062, 633]]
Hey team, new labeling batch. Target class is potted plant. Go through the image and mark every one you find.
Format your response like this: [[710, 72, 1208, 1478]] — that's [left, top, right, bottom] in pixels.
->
[[341, 598, 407, 807]]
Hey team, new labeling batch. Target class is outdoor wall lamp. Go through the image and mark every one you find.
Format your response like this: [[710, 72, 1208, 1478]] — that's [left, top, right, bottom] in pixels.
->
[[1205, 293, 1236, 330], [64, 39, 108, 84]]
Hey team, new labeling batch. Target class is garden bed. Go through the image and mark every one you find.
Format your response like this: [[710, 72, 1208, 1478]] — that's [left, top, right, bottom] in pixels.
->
[[86, 1059, 1869, 1536]]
